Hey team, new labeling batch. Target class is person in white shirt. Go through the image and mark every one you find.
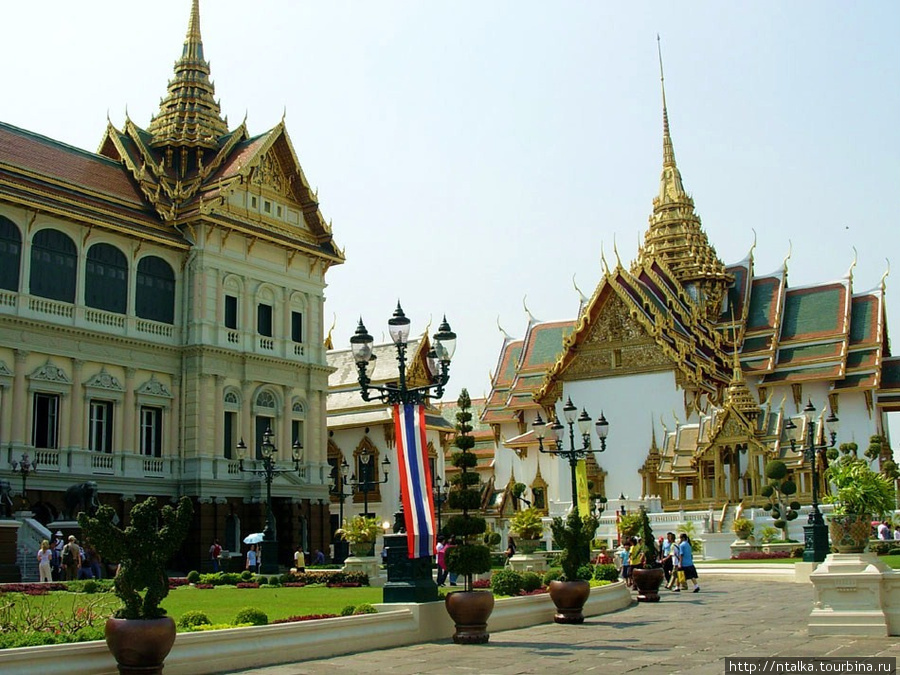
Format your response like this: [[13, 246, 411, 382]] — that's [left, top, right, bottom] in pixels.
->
[[878, 521, 891, 540], [37, 540, 53, 582]]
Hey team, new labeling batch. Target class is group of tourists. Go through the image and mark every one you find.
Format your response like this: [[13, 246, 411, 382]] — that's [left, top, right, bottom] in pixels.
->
[[36, 532, 104, 582], [615, 532, 700, 593], [435, 535, 459, 586]]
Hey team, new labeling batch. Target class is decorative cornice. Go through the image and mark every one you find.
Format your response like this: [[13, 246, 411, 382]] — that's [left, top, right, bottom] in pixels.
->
[[136, 375, 173, 398], [84, 368, 124, 392], [29, 361, 70, 384]]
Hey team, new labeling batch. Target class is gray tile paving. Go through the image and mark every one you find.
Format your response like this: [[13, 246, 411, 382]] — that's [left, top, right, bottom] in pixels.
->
[[227, 582, 900, 675]]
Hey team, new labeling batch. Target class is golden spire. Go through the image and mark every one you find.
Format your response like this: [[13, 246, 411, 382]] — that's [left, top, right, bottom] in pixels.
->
[[147, 0, 229, 149], [638, 36, 731, 321]]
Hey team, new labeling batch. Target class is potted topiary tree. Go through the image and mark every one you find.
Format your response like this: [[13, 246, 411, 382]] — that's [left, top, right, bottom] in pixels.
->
[[335, 515, 381, 557], [732, 517, 754, 540], [443, 389, 494, 644], [760, 459, 801, 541], [630, 508, 664, 602], [825, 456, 896, 553], [548, 509, 599, 623], [508, 507, 544, 553], [78, 496, 192, 675]]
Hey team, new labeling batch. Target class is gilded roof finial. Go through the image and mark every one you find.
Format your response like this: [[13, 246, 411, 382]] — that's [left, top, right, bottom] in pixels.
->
[[324, 313, 336, 350], [782, 240, 792, 272], [496, 316, 514, 341], [749, 228, 757, 261], [523, 296, 538, 324], [148, 0, 228, 149], [613, 234, 622, 269], [881, 259, 891, 290], [600, 242, 610, 275], [847, 246, 858, 281], [658, 34, 675, 168], [572, 275, 588, 305]]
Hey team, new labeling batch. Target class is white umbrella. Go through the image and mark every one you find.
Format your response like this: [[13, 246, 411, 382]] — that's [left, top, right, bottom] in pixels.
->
[[243, 532, 265, 544]]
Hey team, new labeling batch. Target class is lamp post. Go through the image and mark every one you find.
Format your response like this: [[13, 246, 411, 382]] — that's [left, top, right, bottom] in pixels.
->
[[350, 301, 456, 603], [346, 447, 390, 518], [433, 475, 449, 534], [784, 399, 839, 563], [236, 427, 302, 574], [11, 453, 37, 509], [532, 397, 609, 509], [330, 457, 351, 563]]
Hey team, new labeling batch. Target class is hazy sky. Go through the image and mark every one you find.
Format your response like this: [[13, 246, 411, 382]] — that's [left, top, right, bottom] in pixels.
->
[[2, 2, 899, 420]]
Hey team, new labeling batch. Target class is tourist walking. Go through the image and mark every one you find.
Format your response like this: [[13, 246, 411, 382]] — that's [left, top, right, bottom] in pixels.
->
[[209, 539, 222, 572], [667, 533, 683, 591], [51, 531, 64, 580], [678, 533, 700, 592], [61, 535, 82, 581], [246, 544, 259, 573], [504, 537, 517, 567], [37, 540, 53, 582], [294, 545, 306, 573], [435, 536, 448, 585], [661, 532, 675, 586]]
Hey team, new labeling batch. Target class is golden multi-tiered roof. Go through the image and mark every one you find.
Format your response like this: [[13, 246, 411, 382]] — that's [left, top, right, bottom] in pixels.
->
[[146, 0, 229, 150], [634, 44, 732, 322]]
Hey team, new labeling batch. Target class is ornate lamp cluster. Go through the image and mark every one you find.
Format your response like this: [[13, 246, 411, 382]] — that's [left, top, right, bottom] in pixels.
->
[[11, 453, 37, 507], [783, 399, 839, 563], [346, 446, 390, 517], [532, 397, 610, 507], [350, 302, 457, 405], [235, 426, 302, 573]]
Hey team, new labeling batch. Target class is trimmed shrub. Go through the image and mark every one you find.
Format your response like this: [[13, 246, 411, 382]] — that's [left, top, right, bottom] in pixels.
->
[[593, 563, 620, 582], [490, 569, 523, 596], [186, 570, 201, 584], [542, 569, 563, 586], [177, 610, 212, 629], [234, 607, 268, 626], [340, 604, 356, 616], [284, 570, 369, 586], [353, 603, 378, 615], [240, 570, 255, 581], [521, 571, 543, 593]]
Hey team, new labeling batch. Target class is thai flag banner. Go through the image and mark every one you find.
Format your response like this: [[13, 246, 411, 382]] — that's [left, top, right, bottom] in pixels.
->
[[393, 403, 436, 559]]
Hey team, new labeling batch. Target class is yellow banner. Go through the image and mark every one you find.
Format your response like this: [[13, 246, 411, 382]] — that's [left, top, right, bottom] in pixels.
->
[[576, 459, 590, 517]]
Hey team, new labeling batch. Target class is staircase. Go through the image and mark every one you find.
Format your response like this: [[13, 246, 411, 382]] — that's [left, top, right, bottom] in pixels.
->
[[15, 517, 50, 582]]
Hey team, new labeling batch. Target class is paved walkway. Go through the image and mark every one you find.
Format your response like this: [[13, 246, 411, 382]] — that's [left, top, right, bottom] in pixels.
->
[[228, 581, 900, 675]]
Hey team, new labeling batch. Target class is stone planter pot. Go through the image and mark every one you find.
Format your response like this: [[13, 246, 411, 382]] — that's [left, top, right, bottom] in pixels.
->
[[517, 538, 542, 554], [632, 567, 665, 602], [828, 513, 871, 554], [548, 579, 591, 624], [350, 542, 375, 557], [105, 616, 176, 675], [445, 590, 494, 644]]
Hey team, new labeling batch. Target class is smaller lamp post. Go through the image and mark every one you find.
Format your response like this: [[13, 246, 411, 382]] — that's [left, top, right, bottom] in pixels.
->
[[346, 447, 390, 518], [433, 475, 449, 534], [532, 397, 609, 508], [236, 427, 302, 574], [784, 400, 839, 563], [11, 453, 37, 509], [330, 457, 352, 563]]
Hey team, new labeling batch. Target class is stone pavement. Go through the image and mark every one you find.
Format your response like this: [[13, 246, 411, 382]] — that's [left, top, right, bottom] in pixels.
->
[[227, 581, 900, 675]]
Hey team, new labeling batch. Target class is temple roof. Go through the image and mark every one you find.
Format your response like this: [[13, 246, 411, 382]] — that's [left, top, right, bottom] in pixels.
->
[[146, 0, 229, 149]]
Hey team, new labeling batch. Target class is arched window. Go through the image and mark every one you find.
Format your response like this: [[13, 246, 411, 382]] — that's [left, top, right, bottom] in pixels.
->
[[0, 216, 22, 291], [30, 229, 76, 302], [85, 243, 128, 313], [136, 256, 175, 324]]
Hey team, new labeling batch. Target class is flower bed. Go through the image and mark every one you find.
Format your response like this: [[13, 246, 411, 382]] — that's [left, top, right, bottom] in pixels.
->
[[732, 550, 796, 560], [271, 613, 339, 624]]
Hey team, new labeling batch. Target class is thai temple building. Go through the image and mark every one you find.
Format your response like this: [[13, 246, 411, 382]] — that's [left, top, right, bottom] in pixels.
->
[[0, 1, 343, 576], [481, 61, 900, 536]]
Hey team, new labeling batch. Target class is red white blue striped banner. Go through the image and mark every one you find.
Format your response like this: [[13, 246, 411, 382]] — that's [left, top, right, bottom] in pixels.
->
[[393, 403, 436, 559]]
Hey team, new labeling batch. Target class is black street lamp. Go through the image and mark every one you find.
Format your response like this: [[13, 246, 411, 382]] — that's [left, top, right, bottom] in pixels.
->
[[532, 397, 609, 509], [330, 457, 352, 563], [236, 427, 302, 574], [433, 475, 449, 534], [350, 301, 456, 603], [784, 400, 839, 563], [11, 453, 37, 509], [347, 447, 390, 518]]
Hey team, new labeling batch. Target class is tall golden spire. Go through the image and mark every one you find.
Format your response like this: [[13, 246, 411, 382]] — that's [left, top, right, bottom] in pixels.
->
[[637, 36, 731, 321], [147, 0, 229, 149]]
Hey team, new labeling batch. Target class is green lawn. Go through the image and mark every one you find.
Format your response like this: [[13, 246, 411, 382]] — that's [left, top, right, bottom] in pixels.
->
[[161, 586, 383, 624]]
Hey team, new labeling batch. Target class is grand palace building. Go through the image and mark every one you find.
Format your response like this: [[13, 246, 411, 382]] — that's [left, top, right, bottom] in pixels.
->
[[0, 1, 344, 574], [480, 70, 900, 531]]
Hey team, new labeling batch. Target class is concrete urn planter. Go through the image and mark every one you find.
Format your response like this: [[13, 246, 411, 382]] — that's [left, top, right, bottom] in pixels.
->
[[828, 514, 871, 554]]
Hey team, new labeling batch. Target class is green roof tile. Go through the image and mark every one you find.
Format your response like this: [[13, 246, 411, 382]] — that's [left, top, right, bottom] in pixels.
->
[[781, 286, 843, 340], [850, 296, 876, 344]]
